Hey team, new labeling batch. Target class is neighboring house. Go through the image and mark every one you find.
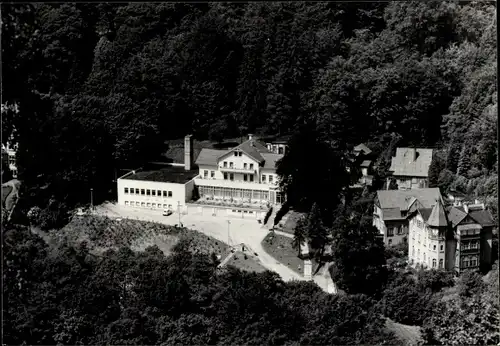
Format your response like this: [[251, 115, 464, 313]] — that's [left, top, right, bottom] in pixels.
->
[[351, 143, 374, 187], [373, 188, 443, 246], [265, 134, 290, 155], [446, 202, 495, 273], [195, 134, 284, 206], [388, 147, 433, 190], [118, 134, 284, 220], [408, 199, 495, 273]]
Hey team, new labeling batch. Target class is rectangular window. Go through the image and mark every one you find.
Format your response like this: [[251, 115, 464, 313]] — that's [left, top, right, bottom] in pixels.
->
[[249, 174, 254, 182], [243, 174, 248, 181], [135, 188, 140, 194], [230, 173, 234, 181], [141, 202, 145, 207], [234, 152, 238, 156], [439, 259, 443, 268], [230, 162, 233, 168], [433, 245, 436, 251], [124, 187, 129, 194], [432, 259, 436, 268], [262, 174, 266, 183], [249, 163, 254, 170], [125, 201, 129, 205], [168, 191, 172, 197], [152, 190, 156, 196], [471, 257, 477, 267], [387, 228, 394, 237], [239, 152, 242, 157], [146, 189, 151, 196], [163, 191, 167, 197], [141, 189, 145, 195], [463, 257, 470, 268], [152, 203, 156, 208], [157, 190, 161, 196], [244, 163, 247, 169], [163, 204, 168, 208], [204, 170, 208, 178], [147, 203, 151, 207], [269, 175, 273, 183], [130, 188, 134, 195], [440, 245, 444, 251], [211, 171, 215, 178], [223, 161, 227, 168], [136, 202, 140, 206], [224, 172, 228, 180], [471, 241, 478, 249]]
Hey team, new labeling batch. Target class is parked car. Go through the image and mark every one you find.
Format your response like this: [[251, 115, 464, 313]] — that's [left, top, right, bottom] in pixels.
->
[[162, 209, 173, 216]]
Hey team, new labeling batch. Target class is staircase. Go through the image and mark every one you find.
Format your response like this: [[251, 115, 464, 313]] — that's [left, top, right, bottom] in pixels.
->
[[262, 208, 277, 229]]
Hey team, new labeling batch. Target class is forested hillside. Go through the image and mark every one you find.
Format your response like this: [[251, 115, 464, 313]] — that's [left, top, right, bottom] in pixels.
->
[[1, 2, 497, 219]]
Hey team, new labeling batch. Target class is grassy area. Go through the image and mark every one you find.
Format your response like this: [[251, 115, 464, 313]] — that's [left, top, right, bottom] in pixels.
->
[[227, 251, 268, 273], [2, 185, 12, 208], [385, 318, 423, 345], [55, 215, 231, 258], [262, 232, 303, 276], [278, 211, 306, 235]]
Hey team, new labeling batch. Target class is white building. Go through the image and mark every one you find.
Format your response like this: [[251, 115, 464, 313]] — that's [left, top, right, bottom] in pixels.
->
[[2, 142, 18, 178], [195, 134, 284, 206], [117, 134, 284, 219]]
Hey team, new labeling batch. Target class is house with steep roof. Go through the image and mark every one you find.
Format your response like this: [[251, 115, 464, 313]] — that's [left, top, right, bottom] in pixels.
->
[[389, 147, 433, 190], [407, 199, 495, 272], [373, 188, 443, 246], [350, 143, 375, 188], [195, 134, 284, 206]]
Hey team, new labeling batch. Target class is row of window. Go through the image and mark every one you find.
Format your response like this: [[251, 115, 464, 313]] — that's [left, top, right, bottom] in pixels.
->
[[462, 255, 479, 268], [461, 240, 479, 250], [431, 258, 444, 268], [222, 161, 255, 169], [125, 201, 173, 209], [387, 226, 405, 237], [460, 228, 480, 236], [124, 187, 173, 197]]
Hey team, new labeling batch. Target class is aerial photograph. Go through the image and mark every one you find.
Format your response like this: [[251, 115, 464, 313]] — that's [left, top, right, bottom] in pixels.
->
[[1, 1, 498, 345]]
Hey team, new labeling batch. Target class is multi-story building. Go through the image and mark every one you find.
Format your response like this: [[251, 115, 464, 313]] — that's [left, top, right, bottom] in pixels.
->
[[265, 134, 290, 155], [408, 199, 448, 269], [195, 135, 284, 206], [388, 147, 433, 190], [2, 142, 18, 178], [117, 134, 284, 220], [351, 143, 374, 188], [373, 188, 443, 246]]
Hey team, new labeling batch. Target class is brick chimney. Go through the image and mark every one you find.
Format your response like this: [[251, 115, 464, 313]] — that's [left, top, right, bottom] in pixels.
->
[[184, 135, 193, 171]]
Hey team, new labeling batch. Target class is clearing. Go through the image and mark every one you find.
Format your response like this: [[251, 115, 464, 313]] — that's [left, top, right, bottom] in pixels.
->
[[262, 232, 304, 276], [275, 210, 305, 235], [226, 250, 268, 273], [44, 215, 231, 258]]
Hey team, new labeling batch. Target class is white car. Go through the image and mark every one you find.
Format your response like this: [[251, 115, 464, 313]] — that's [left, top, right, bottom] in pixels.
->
[[162, 209, 173, 216]]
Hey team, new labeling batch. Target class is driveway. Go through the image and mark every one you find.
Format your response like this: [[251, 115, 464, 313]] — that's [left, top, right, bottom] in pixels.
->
[[95, 203, 331, 291]]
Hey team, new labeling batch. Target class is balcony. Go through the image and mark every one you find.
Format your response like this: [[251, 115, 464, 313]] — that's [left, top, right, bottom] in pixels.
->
[[219, 166, 256, 174]]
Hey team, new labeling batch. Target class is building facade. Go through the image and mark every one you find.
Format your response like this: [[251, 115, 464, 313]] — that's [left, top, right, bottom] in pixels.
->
[[388, 148, 433, 190], [2, 142, 17, 178], [373, 188, 443, 246], [408, 200, 495, 273]]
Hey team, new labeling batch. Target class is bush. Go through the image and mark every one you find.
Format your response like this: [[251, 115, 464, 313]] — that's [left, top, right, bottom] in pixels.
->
[[263, 207, 273, 224], [273, 203, 290, 226], [417, 269, 455, 293]]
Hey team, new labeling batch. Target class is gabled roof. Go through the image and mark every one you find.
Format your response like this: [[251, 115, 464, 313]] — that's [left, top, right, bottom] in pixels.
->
[[195, 148, 226, 166], [261, 153, 283, 169], [469, 209, 495, 227], [377, 188, 442, 211], [354, 143, 372, 155], [427, 200, 448, 227], [419, 208, 433, 222], [446, 206, 468, 228], [218, 139, 272, 163], [389, 148, 433, 178]]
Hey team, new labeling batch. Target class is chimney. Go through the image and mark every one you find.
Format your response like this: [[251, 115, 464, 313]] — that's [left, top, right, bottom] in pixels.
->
[[412, 147, 417, 162], [463, 203, 469, 214], [248, 134, 253, 140], [184, 135, 193, 171]]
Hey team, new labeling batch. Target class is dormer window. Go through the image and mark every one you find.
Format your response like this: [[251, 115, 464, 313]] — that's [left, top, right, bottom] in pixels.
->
[[244, 163, 247, 169], [223, 161, 227, 168], [234, 151, 238, 156]]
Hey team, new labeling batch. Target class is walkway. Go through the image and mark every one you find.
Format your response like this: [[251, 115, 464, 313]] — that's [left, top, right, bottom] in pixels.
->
[[2, 179, 20, 220]]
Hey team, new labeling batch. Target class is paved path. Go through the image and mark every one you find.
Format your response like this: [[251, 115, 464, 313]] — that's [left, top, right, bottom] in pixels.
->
[[2, 179, 20, 220], [95, 203, 326, 289]]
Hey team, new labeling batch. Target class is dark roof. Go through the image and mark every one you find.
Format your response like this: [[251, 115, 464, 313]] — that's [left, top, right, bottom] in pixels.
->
[[377, 188, 442, 210], [261, 153, 283, 169], [389, 148, 433, 177], [268, 134, 291, 144], [446, 206, 468, 228], [122, 164, 198, 184], [354, 143, 372, 155], [222, 139, 272, 163], [419, 208, 433, 222], [195, 148, 226, 166], [469, 209, 495, 227], [427, 200, 448, 227]]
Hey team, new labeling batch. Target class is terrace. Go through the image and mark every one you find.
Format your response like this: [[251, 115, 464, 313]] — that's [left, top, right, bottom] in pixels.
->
[[191, 195, 269, 210]]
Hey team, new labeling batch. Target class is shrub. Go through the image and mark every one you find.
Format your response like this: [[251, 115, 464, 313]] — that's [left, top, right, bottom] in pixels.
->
[[263, 207, 273, 224], [273, 203, 290, 226]]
